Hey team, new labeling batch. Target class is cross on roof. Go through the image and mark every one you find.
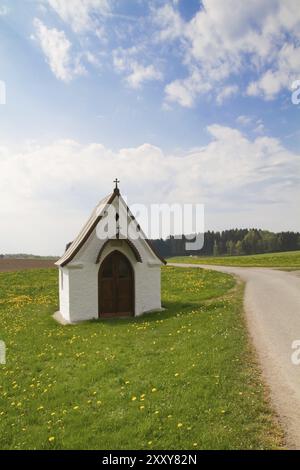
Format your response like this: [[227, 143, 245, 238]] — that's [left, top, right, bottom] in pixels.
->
[[114, 178, 120, 190]]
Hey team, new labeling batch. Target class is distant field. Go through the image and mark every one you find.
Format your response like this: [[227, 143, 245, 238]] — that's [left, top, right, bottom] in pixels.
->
[[169, 251, 300, 268], [0, 259, 57, 272]]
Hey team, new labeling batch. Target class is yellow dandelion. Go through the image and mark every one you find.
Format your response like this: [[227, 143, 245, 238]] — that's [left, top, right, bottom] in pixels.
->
[[177, 423, 183, 428], [151, 388, 157, 393], [131, 396, 137, 401], [140, 405, 145, 410], [175, 373, 179, 377], [48, 436, 55, 443], [73, 406, 79, 410]]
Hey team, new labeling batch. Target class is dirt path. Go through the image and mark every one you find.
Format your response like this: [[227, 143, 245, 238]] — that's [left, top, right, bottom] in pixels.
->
[[169, 262, 300, 449]]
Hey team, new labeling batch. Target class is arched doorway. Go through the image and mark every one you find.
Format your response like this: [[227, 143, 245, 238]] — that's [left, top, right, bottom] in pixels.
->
[[98, 251, 134, 318]]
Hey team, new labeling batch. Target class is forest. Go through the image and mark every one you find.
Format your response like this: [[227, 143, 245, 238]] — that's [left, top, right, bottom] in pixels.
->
[[151, 229, 300, 258]]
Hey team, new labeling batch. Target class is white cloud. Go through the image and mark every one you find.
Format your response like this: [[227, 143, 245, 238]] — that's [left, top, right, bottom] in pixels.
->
[[165, 68, 212, 107], [46, 0, 110, 32], [0, 127, 299, 254], [216, 84, 239, 105], [154, 0, 300, 106], [236, 115, 266, 134], [33, 1, 300, 100], [33, 18, 86, 82], [253, 119, 265, 134], [165, 80, 194, 108], [126, 63, 162, 88], [113, 47, 162, 89], [152, 4, 184, 42], [247, 43, 300, 99], [236, 115, 253, 126]]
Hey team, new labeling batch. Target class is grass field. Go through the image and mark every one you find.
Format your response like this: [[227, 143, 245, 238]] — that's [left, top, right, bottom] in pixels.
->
[[169, 250, 300, 268], [0, 266, 282, 449]]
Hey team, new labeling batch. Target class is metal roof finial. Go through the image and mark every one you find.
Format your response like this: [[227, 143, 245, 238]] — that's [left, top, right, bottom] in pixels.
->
[[114, 178, 120, 192]]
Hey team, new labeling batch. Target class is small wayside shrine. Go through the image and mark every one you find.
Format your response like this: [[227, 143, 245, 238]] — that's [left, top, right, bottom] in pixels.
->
[[55, 180, 166, 324]]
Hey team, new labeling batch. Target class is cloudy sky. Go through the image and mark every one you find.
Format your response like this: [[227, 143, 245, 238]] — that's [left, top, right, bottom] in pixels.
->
[[0, 0, 300, 255]]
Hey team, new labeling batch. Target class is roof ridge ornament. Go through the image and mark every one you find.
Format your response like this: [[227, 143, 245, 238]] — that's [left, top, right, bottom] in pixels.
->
[[114, 178, 120, 195]]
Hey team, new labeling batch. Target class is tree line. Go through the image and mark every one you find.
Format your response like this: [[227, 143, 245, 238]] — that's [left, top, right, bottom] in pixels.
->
[[151, 229, 300, 258]]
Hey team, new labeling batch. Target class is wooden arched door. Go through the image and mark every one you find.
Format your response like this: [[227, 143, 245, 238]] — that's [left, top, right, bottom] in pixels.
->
[[99, 251, 134, 318]]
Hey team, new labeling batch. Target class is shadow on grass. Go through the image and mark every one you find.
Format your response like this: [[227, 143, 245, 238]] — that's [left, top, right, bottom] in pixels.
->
[[81, 299, 208, 329]]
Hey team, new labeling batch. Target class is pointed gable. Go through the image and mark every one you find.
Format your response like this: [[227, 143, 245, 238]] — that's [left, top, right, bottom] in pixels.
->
[[56, 189, 166, 267]]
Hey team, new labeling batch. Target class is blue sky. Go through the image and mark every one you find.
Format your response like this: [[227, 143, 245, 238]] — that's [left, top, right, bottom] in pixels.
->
[[0, 0, 299, 254]]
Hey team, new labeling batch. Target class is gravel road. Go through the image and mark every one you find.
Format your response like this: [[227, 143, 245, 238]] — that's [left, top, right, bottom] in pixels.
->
[[169, 263, 300, 449]]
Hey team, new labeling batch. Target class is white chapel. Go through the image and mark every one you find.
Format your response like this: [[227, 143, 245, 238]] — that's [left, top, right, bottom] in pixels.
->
[[55, 181, 166, 324]]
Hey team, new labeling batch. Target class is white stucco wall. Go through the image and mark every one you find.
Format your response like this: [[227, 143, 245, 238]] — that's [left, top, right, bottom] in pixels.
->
[[58, 195, 163, 323], [135, 263, 162, 315], [58, 268, 71, 322]]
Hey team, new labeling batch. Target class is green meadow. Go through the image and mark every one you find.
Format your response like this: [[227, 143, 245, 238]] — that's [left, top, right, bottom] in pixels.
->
[[0, 266, 282, 449], [169, 250, 300, 268]]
